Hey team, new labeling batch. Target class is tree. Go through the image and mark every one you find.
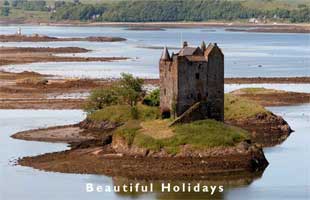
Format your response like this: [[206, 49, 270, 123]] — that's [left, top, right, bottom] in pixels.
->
[[143, 88, 160, 106], [3, 0, 9, 6], [117, 73, 144, 107], [83, 73, 144, 113], [84, 87, 119, 113], [1, 7, 10, 16]]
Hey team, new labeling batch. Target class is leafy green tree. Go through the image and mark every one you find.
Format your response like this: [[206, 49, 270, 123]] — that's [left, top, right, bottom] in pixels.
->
[[3, 0, 9, 6], [84, 73, 144, 113], [84, 87, 119, 113], [117, 73, 144, 107], [1, 7, 10, 16], [143, 88, 160, 107]]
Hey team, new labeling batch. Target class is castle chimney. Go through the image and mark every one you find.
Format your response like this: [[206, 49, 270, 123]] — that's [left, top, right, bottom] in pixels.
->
[[161, 46, 171, 61], [183, 41, 188, 48], [214, 42, 217, 46], [201, 41, 206, 51]]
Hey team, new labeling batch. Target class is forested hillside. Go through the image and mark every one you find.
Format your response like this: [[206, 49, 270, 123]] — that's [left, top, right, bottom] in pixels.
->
[[1, 0, 309, 23]]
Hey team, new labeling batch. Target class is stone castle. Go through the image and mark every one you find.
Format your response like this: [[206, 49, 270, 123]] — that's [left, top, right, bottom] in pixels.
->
[[159, 41, 224, 121]]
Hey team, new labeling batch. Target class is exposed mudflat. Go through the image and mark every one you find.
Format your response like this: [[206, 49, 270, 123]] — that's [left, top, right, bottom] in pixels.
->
[[0, 34, 126, 42], [0, 46, 128, 67], [1, 71, 308, 109], [11, 125, 91, 143], [231, 88, 310, 106]]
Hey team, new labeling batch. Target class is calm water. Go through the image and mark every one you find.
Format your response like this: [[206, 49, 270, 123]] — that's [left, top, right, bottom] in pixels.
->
[[0, 105, 309, 200], [0, 25, 309, 78], [0, 25, 309, 199]]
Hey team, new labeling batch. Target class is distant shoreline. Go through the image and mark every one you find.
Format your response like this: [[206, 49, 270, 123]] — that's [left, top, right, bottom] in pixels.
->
[[1, 20, 309, 33]]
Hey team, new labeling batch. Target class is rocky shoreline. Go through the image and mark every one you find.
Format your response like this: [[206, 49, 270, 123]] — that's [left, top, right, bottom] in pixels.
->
[[226, 112, 292, 147], [18, 143, 268, 180], [0, 20, 309, 33]]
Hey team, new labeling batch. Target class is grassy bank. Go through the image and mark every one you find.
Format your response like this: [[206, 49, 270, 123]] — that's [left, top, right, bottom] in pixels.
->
[[224, 93, 269, 120], [115, 119, 249, 154]]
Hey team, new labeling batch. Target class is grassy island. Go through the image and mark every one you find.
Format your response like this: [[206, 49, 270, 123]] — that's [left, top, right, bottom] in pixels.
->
[[83, 74, 275, 155], [86, 94, 265, 154]]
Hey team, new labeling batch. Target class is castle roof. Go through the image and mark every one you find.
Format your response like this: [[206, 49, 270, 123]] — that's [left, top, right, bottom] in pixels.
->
[[204, 43, 223, 56], [179, 46, 205, 57], [161, 47, 171, 61], [168, 42, 222, 61], [179, 47, 198, 56]]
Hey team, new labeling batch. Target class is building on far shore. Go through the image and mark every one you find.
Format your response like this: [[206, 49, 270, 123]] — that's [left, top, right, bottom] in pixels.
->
[[16, 27, 21, 35], [159, 41, 224, 121]]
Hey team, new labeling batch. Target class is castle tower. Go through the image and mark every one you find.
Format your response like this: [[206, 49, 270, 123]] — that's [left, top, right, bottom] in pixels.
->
[[159, 41, 224, 121]]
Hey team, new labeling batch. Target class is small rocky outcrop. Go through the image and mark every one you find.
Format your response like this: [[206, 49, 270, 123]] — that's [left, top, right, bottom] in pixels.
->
[[226, 112, 293, 147], [111, 134, 268, 173]]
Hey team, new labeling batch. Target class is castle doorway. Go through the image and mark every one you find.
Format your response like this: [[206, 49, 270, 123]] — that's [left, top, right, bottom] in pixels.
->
[[162, 110, 171, 119]]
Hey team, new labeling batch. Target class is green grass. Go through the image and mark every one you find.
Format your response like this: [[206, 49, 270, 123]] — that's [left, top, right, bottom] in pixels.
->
[[88, 104, 160, 123], [116, 119, 249, 154], [91, 93, 265, 154], [114, 120, 141, 145], [224, 93, 269, 120], [233, 87, 284, 94], [231, 0, 310, 10], [0, 8, 50, 20]]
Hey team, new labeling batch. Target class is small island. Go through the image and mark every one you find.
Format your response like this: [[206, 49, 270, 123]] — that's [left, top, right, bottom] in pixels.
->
[[11, 41, 297, 180]]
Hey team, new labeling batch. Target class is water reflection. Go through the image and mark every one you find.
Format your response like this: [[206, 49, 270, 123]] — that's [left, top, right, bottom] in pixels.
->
[[109, 172, 264, 200], [0, 105, 309, 200]]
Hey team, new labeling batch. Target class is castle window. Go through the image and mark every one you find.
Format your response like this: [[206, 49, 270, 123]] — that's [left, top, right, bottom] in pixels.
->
[[190, 93, 193, 98], [197, 93, 201, 100], [198, 64, 202, 70], [195, 73, 200, 80], [164, 88, 166, 95]]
